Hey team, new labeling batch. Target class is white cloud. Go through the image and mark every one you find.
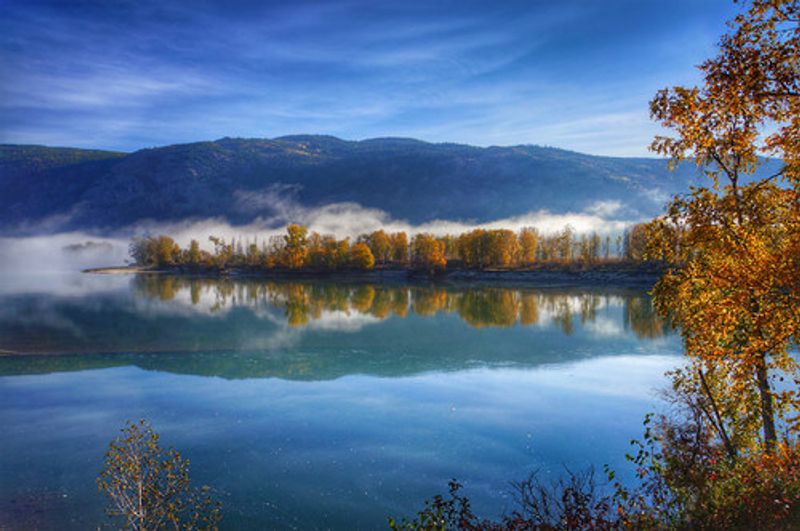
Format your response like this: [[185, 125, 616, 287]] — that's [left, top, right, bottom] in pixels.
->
[[584, 200, 622, 217], [585, 316, 624, 337]]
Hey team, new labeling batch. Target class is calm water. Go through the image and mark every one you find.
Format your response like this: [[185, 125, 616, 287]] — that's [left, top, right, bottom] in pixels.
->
[[0, 273, 681, 530]]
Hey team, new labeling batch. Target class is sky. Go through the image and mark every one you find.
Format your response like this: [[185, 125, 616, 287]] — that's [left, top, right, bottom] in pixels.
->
[[1, 0, 739, 156]]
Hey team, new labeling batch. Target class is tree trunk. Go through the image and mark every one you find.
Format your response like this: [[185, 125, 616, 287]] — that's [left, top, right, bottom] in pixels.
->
[[755, 361, 777, 453]]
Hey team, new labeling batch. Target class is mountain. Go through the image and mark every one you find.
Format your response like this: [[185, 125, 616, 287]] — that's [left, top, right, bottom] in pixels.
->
[[0, 135, 780, 235]]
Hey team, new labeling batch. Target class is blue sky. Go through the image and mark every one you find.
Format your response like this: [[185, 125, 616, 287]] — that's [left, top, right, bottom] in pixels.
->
[[1, 0, 737, 156]]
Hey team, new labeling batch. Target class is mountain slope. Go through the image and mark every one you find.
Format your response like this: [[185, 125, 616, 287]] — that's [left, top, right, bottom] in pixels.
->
[[0, 136, 779, 235]]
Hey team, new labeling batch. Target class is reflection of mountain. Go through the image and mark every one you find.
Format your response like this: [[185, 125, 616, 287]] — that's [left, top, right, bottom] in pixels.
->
[[0, 277, 673, 380]]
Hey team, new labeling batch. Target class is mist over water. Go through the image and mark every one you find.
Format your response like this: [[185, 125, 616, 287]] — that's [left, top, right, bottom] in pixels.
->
[[0, 198, 636, 285]]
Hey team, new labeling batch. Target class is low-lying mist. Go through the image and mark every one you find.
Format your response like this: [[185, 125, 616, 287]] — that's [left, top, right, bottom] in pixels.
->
[[0, 199, 638, 275]]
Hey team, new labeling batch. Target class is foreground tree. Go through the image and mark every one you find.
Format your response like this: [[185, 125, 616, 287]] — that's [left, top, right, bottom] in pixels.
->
[[647, 0, 800, 454], [97, 419, 221, 530]]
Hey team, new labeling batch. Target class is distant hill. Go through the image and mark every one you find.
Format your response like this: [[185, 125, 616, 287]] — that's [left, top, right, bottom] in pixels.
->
[[0, 136, 781, 235]]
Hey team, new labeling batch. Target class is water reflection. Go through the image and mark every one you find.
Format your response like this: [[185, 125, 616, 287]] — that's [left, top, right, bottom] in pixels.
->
[[131, 276, 667, 336], [0, 275, 681, 529], [0, 276, 672, 381]]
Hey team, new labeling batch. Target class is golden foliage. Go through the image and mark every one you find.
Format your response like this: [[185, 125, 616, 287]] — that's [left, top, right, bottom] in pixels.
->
[[648, 0, 800, 453]]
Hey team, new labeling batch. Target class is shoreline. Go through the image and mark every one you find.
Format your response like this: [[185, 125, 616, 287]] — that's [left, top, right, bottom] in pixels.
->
[[84, 263, 665, 288]]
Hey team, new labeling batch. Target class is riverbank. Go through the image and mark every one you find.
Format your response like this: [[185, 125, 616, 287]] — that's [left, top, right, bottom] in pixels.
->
[[84, 262, 665, 288]]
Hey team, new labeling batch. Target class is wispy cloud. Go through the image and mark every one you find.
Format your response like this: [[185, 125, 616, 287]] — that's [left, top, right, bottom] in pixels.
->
[[1, 0, 737, 154], [1, 69, 215, 111]]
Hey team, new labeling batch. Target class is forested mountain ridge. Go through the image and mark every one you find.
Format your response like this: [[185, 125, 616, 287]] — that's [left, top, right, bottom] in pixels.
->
[[0, 135, 781, 235]]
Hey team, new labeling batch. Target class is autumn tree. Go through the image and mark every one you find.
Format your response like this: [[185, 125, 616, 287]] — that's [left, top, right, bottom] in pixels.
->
[[457, 229, 484, 267], [456, 229, 519, 268], [647, 0, 800, 454], [208, 236, 234, 268], [329, 236, 351, 270], [578, 232, 601, 265], [246, 241, 261, 266], [349, 242, 375, 270], [97, 419, 220, 530], [552, 226, 574, 262], [390, 232, 409, 263], [518, 227, 540, 266], [411, 233, 447, 272], [486, 229, 519, 267], [306, 232, 326, 269], [364, 230, 391, 264], [188, 239, 201, 265], [623, 224, 648, 261], [128, 236, 181, 267], [282, 224, 309, 269], [438, 235, 459, 260], [155, 236, 180, 266]]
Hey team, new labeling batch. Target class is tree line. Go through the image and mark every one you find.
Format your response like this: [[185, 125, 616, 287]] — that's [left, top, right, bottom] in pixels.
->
[[129, 223, 652, 272]]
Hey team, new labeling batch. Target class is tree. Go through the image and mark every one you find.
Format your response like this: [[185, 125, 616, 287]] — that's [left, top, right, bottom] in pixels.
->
[[153, 236, 180, 267], [554, 226, 574, 262], [349, 242, 375, 270], [306, 232, 326, 269], [456, 229, 484, 267], [365, 230, 391, 264], [390, 232, 409, 263], [623, 224, 648, 261], [246, 242, 261, 266], [485, 229, 519, 267], [518, 227, 540, 266], [411, 233, 447, 272], [282, 224, 309, 269], [208, 236, 233, 268], [129, 237, 156, 266], [579, 233, 601, 265], [188, 239, 201, 265], [97, 419, 220, 530], [128, 236, 180, 267], [647, 0, 800, 454]]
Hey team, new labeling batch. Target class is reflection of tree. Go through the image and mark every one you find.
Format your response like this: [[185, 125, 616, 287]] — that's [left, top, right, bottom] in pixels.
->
[[579, 294, 600, 323], [541, 295, 574, 336], [370, 288, 394, 319], [624, 296, 668, 339], [350, 286, 375, 314], [519, 293, 539, 326], [190, 283, 200, 305], [284, 284, 310, 327], [391, 289, 409, 317], [552, 307, 573, 335], [457, 290, 518, 328], [131, 276, 666, 337], [411, 288, 447, 316]]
